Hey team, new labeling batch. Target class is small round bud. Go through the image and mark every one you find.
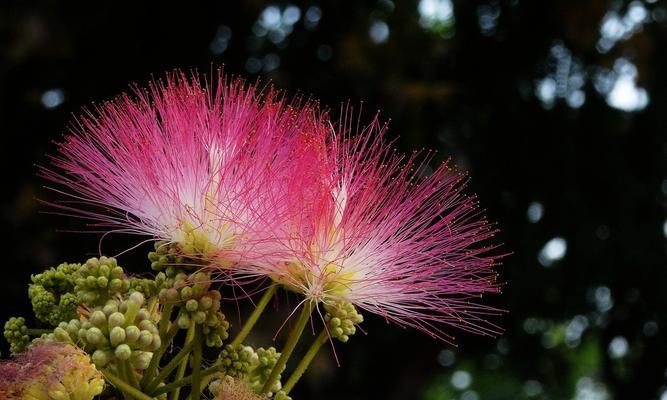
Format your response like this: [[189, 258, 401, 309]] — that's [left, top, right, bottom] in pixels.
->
[[109, 278, 124, 291], [108, 312, 126, 329], [115, 344, 132, 360], [111, 266, 124, 279], [86, 327, 104, 345], [129, 291, 145, 306], [103, 301, 118, 316], [53, 327, 71, 342], [125, 325, 141, 343], [86, 258, 100, 268], [177, 314, 191, 329], [133, 351, 153, 370], [110, 326, 126, 347], [198, 296, 213, 310], [185, 299, 198, 312], [90, 310, 107, 328], [180, 286, 193, 299], [193, 311, 206, 324], [92, 349, 111, 368], [138, 330, 153, 347], [164, 288, 180, 302], [96, 276, 108, 288], [135, 309, 150, 322], [98, 264, 110, 276], [138, 319, 156, 332], [149, 334, 162, 351]]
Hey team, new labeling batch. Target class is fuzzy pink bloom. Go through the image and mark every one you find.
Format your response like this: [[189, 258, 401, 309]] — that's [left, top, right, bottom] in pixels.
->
[[41, 72, 322, 265], [237, 114, 504, 342], [0, 342, 104, 399]]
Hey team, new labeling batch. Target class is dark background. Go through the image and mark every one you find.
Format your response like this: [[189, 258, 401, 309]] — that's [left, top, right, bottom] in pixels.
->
[[2, 1, 667, 399]]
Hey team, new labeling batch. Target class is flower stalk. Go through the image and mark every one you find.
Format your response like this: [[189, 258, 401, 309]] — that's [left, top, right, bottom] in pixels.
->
[[282, 329, 329, 394], [261, 300, 315, 394], [104, 369, 155, 400]]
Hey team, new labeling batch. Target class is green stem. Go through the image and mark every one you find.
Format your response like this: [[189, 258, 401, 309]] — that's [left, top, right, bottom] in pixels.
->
[[116, 361, 135, 400], [150, 364, 221, 397], [170, 323, 196, 400], [282, 329, 328, 394], [231, 285, 277, 347], [125, 359, 141, 390], [145, 340, 195, 393], [103, 369, 155, 400], [190, 325, 203, 400], [261, 301, 314, 394], [141, 305, 178, 388]]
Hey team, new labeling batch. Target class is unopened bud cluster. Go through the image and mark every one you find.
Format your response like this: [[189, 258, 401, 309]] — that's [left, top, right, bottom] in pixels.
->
[[324, 301, 364, 343], [3, 317, 30, 353], [29, 262, 80, 326], [248, 347, 283, 394], [74, 257, 130, 305], [148, 241, 187, 272], [217, 344, 257, 378], [72, 292, 160, 369]]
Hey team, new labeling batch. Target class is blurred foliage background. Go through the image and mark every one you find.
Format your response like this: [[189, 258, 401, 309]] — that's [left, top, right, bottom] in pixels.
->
[[1, 1, 667, 399]]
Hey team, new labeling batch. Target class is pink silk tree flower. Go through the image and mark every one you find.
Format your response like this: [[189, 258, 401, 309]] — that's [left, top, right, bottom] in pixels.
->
[[0, 342, 105, 400], [41, 72, 321, 266], [240, 114, 504, 342]]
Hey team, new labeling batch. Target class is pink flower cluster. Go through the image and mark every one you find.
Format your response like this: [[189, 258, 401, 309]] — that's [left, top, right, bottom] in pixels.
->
[[43, 72, 503, 341]]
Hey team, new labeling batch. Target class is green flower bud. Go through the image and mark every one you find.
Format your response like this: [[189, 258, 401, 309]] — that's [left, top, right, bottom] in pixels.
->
[[125, 325, 141, 343], [103, 301, 119, 316], [149, 334, 162, 351], [177, 313, 191, 329], [98, 264, 110, 276], [135, 309, 150, 322], [110, 326, 126, 346], [96, 276, 108, 288], [180, 286, 193, 299], [108, 312, 126, 329], [138, 319, 156, 333], [66, 320, 81, 338], [86, 258, 100, 269], [185, 299, 199, 312], [138, 330, 153, 347], [89, 310, 107, 328], [163, 288, 180, 302], [198, 296, 213, 310], [86, 327, 104, 345], [92, 349, 112, 368], [129, 291, 145, 306], [111, 267, 123, 279], [115, 344, 132, 360], [132, 351, 153, 370], [53, 327, 72, 342], [192, 311, 207, 324], [109, 278, 124, 292]]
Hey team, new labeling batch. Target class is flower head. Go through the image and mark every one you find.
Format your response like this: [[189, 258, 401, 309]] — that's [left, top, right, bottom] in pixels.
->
[[42, 71, 321, 265], [209, 376, 263, 400], [241, 115, 504, 342], [0, 343, 104, 400]]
